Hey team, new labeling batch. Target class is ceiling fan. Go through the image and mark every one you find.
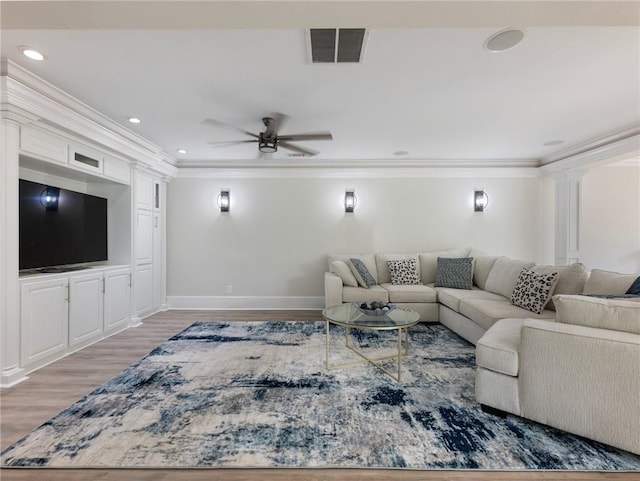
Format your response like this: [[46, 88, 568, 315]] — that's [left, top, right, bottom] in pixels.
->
[[204, 113, 332, 156]]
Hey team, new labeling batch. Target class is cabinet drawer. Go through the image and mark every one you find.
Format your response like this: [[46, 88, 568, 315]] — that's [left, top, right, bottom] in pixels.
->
[[20, 126, 68, 165]]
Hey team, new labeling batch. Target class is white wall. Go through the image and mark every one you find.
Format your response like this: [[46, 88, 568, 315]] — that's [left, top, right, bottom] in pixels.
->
[[580, 164, 640, 273], [166, 174, 545, 303]]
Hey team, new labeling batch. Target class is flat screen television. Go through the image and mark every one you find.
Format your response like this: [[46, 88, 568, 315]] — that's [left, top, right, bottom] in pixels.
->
[[19, 179, 108, 271]]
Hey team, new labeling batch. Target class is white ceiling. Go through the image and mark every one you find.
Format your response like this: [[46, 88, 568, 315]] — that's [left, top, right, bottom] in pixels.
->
[[1, 1, 639, 166]]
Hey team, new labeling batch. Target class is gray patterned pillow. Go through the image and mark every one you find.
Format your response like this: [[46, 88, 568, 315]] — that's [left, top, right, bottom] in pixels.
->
[[434, 257, 473, 290], [511, 268, 559, 314], [349, 258, 377, 288], [388, 259, 422, 285]]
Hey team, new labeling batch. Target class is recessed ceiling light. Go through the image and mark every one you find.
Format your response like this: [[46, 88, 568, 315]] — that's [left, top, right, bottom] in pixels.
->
[[393, 150, 409, 156], [543, 140, 565, 147], [177, 149, 187, 154], [128, 117, 141, 124], [19, 46, 45, 61], [484, 28, 525, 52]]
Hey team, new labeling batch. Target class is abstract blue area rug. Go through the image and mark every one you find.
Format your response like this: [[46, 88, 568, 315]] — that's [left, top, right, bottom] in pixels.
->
[[2, 321, 639, 469]]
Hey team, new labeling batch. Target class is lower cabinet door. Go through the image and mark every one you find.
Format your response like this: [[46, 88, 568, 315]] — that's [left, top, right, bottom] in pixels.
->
[[20, 277, 69, 367], [135, 264, 153, 316], [104, 268, 131, 333], [68, 272, 104, 348]]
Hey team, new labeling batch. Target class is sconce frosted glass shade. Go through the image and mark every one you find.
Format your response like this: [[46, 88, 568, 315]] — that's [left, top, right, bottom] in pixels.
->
[[474, 190, 489, 212], [344, 191, 357, 213], [217, 189, 230, 212]]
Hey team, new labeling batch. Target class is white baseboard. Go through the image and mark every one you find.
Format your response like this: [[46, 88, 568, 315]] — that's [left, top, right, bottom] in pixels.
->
[[167, 296, 325, 310]]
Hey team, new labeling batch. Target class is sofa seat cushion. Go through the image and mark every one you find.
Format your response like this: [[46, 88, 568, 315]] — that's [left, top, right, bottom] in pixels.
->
[[380, 283, 437, 303], [476, 318, 524, 376], [436, 287, 506, 313], [459, 298, 555, 331], [343, 285, 389, 303]]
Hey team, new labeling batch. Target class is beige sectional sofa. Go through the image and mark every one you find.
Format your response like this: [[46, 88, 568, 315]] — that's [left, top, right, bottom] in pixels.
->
[[324, 248, 590, 343], [324, 249, 640, 454]]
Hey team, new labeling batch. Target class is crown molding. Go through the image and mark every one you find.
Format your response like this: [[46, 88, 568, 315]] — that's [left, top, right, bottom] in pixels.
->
[[540, 130, 640, 176], [176, 162, 541, 179], [540, 123, 640, 165], [1, 60, 178, 178]]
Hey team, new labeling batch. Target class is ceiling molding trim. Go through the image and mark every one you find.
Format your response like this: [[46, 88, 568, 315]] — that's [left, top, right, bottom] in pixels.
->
[[540, 132, 640, 176], [176, 165, 541, 180], [177, 157, 539, 170], [541, 123, 640, 165], [1, 60, 178, 176]]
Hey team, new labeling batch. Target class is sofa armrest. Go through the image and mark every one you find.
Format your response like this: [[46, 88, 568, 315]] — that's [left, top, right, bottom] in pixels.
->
[[519, 318, 640, 454], [324, 271, 343, 308]]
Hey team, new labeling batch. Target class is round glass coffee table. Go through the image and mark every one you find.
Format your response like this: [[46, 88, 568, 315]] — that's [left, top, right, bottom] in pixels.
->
[[322, 303, 420, 382]]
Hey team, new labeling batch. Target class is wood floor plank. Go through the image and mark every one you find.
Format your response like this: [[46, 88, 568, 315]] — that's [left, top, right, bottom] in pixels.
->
[[0, 309, 636, 481]]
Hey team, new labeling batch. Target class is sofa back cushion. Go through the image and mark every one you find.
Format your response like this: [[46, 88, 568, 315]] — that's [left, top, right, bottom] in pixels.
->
[[473, 256, 500, 290], [329, 260, 359, 287], [418, 248, 471, 284], [484, 257, 536, 299], [531, 263, 588, 311], [583, 269, 637, 296], [375, 254, 419, 284], [554, 294, 640, 335]]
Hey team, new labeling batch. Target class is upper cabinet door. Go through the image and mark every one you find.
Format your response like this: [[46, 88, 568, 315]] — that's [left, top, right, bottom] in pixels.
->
[[136, 172, 154, 210]]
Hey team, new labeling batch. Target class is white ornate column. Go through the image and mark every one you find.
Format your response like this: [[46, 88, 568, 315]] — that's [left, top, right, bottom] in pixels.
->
[[553, 170, 585, 266], [0, 118, 26, 386]]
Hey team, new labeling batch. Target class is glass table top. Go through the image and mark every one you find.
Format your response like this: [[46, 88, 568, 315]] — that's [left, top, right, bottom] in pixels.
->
[[322, 303, 420, 330]]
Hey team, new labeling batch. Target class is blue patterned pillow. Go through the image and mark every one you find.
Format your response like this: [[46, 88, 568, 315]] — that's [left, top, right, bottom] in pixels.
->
[[349, 258, 377, 288], [435, 257, 473, 290]]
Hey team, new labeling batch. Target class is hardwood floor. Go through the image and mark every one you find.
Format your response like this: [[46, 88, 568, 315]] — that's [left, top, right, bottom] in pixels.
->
[[0, 310, 636, 481]]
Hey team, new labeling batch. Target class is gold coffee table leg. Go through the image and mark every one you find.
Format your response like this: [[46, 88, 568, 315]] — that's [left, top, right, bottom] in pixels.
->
[[326, 323, 410, 382]]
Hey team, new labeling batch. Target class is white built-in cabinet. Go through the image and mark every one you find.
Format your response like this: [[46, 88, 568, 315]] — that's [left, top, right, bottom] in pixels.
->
[[134, 171, 164, 318], [103, 267, 132, 334], [20, 277, 69, 367], [68, 271, 104, 348], [19, 266, 131, 373], [1, 66, 173, 387]]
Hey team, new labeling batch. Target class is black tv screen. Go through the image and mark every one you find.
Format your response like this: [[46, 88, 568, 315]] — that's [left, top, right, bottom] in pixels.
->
[[19, 179, 108, 270]]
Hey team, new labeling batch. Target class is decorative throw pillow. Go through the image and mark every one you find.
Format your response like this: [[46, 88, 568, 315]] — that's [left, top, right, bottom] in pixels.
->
[[330, 260, 359, 287], [511, 268, 559, 314], [349, 258, 377, 288], [387, 259, 422, 285], [625, 276, 640, 295], [434, 257, 473, 290]]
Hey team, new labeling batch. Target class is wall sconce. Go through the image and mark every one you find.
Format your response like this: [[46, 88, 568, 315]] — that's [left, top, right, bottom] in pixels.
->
[[217, 189, 230, 212], [40, 186, 60, 211], [474, 190, 489, 212], [344, 190, 357, 213]]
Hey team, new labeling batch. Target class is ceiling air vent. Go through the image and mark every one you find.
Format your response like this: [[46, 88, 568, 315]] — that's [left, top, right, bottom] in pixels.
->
[[307, 28, 368, 63]]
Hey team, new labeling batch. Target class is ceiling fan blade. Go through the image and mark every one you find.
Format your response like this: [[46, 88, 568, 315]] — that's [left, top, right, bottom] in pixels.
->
[[278, 131, 333, 142], [278, 142, 319, 157], [202, 118, 259, 139], [208, 139, 258, 148], [264, 112, 288, 137]]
